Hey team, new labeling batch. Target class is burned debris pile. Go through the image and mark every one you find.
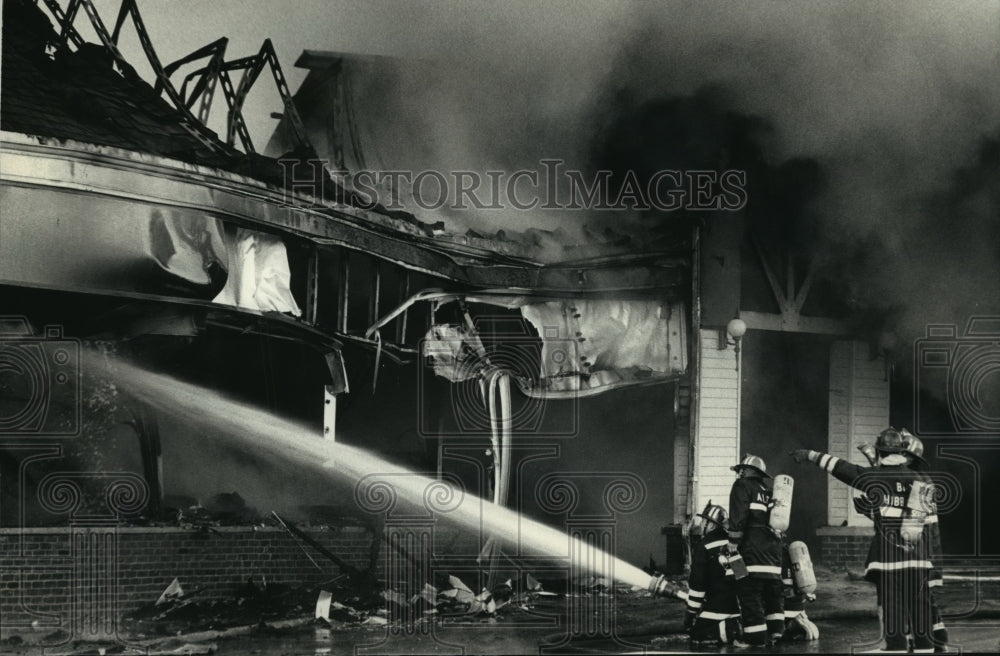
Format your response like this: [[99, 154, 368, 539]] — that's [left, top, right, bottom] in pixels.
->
[[1, 0, 444, 237], [120, 567, 679, 644], [122, 575, 378, 639]]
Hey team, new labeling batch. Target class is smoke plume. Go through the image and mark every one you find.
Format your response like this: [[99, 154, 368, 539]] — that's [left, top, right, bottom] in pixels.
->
[[363, 1, 1000, 340]]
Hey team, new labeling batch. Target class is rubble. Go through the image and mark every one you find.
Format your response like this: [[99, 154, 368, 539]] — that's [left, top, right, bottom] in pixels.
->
[[155, 578, 186, 607], [122, 577, 331, 638], [3, 567, 995, 654]]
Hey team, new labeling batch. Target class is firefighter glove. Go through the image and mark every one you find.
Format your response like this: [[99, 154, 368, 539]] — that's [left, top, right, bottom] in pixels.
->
[[794, 612, 819, 640], [853, 495, 877, 517], [684, 609, 696, 632], [789, 448, 812, 464]]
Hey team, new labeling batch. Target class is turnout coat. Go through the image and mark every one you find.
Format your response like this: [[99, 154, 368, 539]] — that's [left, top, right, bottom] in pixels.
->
[[686, 527, 739, 620], [727, 476, 783, 579], [809, 453, 939, 583]]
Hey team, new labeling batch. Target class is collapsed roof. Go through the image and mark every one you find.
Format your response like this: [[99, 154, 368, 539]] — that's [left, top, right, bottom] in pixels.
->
[[0, 0, 692, 395]]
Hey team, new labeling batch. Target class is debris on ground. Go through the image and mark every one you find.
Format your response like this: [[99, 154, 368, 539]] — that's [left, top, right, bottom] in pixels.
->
[[122, 575, 375, 639], [155, 578, 186, 607], [144, 639, 217, 655], [4, 568, 997, 654]]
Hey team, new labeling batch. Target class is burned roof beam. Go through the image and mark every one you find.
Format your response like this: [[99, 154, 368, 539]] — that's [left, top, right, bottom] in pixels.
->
[[2, 134, 686, 292], [50, 0, 83, 51], [38, 0, 83, 48], [212, 39, 311, 154], [161, 38, 230, 125], [38, 0, 232, 155]]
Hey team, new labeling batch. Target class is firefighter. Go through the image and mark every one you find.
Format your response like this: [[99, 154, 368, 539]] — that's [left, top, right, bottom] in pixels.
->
[[780, 541, 819, 641], [791, 428, 937, 653], [684, 502, 742, 644], [727, 454, 785, 647], [900, 430, 948, 653], [685, 505, 705, 574]]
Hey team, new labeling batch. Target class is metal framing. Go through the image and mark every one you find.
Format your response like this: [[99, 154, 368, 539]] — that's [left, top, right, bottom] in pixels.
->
[[38, 0, 310, 156]]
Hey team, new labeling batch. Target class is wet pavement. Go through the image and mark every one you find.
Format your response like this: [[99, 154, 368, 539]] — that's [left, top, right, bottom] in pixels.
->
[[202, 617, 1000, 654], [3, 576, 998, 654]]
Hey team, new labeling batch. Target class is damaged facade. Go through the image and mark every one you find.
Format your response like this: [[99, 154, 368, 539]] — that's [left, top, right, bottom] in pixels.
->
[[0, 0, 926, 645]]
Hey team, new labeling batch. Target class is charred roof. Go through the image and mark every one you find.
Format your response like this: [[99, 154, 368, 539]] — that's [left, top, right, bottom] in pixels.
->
[[0, 0, 443, 236]]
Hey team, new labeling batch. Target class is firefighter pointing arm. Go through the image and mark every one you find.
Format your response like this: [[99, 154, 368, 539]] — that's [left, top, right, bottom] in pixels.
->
[[790, 428, 939, 653]]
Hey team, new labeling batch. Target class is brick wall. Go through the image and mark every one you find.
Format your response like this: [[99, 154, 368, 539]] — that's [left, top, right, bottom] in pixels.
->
[[693, 328, 740, 512], [816, 526, 874, 570], [0, 525, 376, 632]]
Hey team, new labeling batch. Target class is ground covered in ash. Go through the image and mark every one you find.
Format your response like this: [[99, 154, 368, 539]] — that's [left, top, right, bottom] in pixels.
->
[[2, 567, 999, 655]]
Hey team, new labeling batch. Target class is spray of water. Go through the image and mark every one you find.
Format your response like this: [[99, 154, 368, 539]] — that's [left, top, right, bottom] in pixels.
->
[[100, 354, 655, 591]]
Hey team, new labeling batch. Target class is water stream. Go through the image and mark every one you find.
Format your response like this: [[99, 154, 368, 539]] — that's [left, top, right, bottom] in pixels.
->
[[102, 356, 654, 590]]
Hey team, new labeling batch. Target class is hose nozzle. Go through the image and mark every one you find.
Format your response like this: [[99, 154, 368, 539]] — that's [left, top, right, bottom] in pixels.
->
[[857, 443, 878, 466], [648, 574, 681, 598]]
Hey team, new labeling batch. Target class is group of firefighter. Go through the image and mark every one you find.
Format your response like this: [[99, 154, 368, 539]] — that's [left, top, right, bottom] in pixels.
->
[[681, 427, 947, 652]]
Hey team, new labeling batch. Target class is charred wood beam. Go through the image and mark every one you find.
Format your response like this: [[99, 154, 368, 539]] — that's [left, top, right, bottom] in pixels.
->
[[739, 310, 848, 335], [752, 236, 789, 313], [305, 246, 320, 325], [209, 39, 311, 154], [369, 260, 381, 328], [337, 253, 350, 333], [750, 236, 824, 324], [792, 262, 816, 312], [44, 0, 231, 155], [271, 512, 369, 582], [128, 401, 163, 518], [161, 38, 229, 125], [2, 136, 688, 292], [396, 272, 410, 344]]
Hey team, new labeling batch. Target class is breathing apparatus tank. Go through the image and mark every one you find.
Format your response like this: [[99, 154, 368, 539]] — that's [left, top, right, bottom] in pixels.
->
[[769, 474, 794, 532], [900, 479, 933, 544], [788, 540, 817, 595]]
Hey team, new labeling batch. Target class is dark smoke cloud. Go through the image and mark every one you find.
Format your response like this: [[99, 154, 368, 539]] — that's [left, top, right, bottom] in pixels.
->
[[378, 1, 1000, 339], [132, 2, 999, 333], [824, 128, 1000, 346]]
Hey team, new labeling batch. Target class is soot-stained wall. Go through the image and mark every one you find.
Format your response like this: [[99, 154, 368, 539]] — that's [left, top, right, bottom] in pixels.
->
[[433, 381, 677, 569]]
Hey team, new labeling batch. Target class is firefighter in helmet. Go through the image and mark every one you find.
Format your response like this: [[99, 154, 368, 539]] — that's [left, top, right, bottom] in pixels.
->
[[792, 428, 938, 652], [727, 454, 785, 646], [900, 430, 948, 652], [684, 501, 742, 644]]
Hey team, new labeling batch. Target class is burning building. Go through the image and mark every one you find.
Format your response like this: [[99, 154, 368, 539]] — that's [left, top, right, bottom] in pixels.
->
[[2, 0, 997, 650], [1, 0, 693, 636]]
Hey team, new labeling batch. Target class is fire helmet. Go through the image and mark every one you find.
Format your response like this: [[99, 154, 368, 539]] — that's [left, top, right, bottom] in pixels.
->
[[696, 501, 729, 532], [899, 428, 928, 466], [875, 427, 907, 455], [899, 428, 923, 457], [731, 454, 770, 478], [688, 513, 704, 539]]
